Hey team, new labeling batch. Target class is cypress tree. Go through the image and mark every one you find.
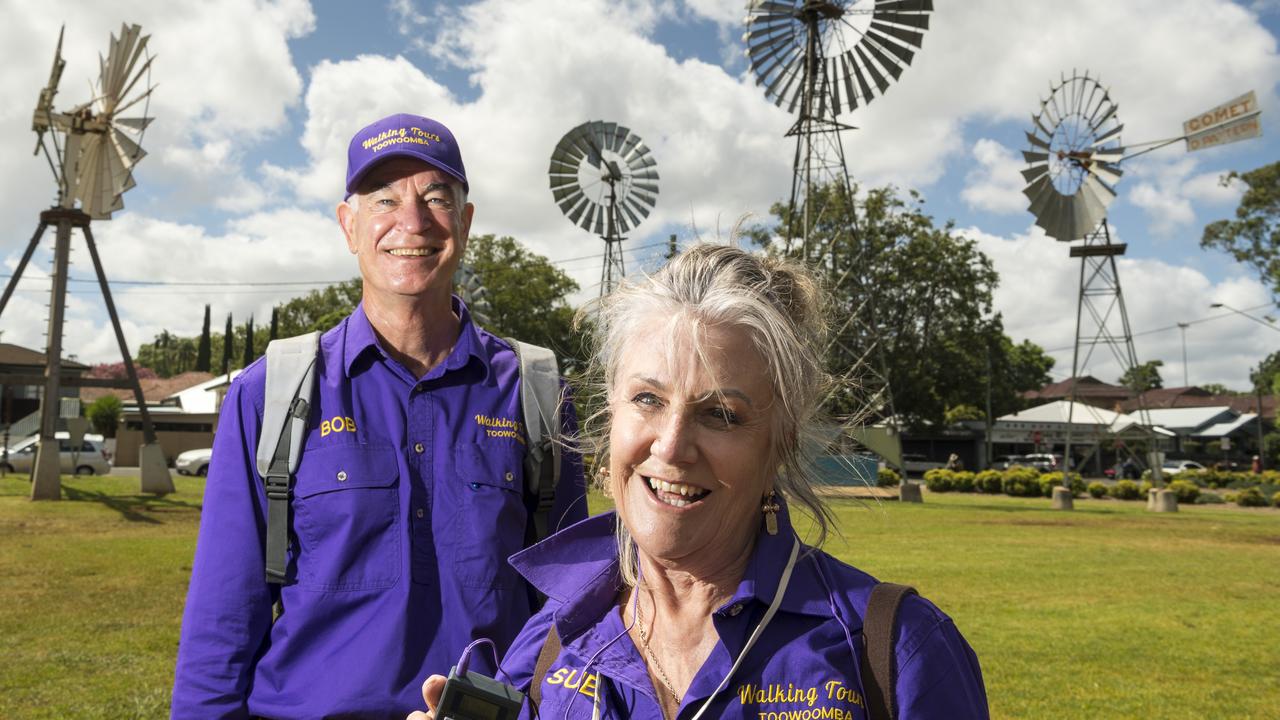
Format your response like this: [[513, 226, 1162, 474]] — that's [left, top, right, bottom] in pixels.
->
[[269, 306, 279, 342], [196, 304, 212, 372], [243, 315, 255, 368], [222, 313, 233, 375]]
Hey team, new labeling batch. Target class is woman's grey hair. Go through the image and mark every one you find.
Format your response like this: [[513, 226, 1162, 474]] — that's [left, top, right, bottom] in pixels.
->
[[574, 241, 838, 587]]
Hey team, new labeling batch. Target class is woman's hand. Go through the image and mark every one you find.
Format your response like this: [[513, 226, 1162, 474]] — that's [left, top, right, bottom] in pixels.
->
[[405, 674, 447, 720]]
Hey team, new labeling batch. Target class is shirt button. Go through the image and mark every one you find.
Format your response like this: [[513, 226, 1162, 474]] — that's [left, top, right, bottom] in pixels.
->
[[504, 471, 514, 483], [416, 508, 425, 519], [728, 603, 743, 617], [414, 442, 425, 454], [337, 470, 348, 482]]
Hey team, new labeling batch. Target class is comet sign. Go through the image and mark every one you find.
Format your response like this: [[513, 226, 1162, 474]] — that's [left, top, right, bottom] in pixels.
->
[[1184, 91, 1262, 152]]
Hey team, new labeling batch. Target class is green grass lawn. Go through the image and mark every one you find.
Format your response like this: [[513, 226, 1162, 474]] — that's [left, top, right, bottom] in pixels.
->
[[0, 475, 1277, 718]]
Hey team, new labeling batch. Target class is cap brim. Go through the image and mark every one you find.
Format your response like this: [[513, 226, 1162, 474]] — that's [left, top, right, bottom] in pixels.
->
[[345, 148, 469, 198]]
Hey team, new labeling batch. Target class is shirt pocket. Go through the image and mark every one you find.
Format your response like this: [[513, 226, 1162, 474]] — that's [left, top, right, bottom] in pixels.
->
[[292, 444, 401, 591], [452, 442, 526, 589]]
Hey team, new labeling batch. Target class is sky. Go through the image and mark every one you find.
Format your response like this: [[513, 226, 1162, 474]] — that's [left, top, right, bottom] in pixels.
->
[[0, 0, 1278, 392]]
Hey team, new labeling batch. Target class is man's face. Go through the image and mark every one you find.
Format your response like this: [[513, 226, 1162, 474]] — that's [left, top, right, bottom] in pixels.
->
[[337, 157, 474, 305]]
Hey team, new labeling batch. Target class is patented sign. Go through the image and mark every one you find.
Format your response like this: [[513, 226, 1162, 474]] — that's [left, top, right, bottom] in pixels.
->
[[1184, 91, 1262, 152]]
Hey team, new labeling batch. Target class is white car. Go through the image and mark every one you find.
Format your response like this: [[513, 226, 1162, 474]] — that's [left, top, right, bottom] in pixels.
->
[[901, 453, 946, 476], [1, 433, 112, 476], [175, 447, 213, 476], [1161, 459, 1206, 475]]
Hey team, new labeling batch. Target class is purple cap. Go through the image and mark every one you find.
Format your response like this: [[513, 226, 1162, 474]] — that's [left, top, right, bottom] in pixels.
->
[[344, 113, 468, 197]]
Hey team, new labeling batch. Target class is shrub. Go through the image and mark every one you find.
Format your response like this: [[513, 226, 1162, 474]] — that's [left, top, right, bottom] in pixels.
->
[[923, 469, 953, 493], [1274, 491, 1280, 508], [86, 394, 124, 438], [975, 470, 1003, 494], [952, 471, 976, 493], [877, 467, 901, 487], [1223, 491, 1238, 503], [1001, 467, 1041, 497], [1088, 481, 1107, 498], [1235, 487, 1268, 507], [1167, 480, 1200, 504], [1140, 480, 1154, 497], [1110, 480, 1142, 500], [1195, 492, 1225, 504], [1039, 472, 1085, 498]]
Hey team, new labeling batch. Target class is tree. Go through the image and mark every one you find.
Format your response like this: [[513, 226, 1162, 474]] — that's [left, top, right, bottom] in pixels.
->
[[463, 235, 581, 367], [196, 304, 212, 372], [85, 395, 123, 438], [1119, 360, 1164, 392], [269, 306, 279, 343], [1201, 161, 1280, 294], [1199, 382, 1244, 396], [242, 315, 255, 368], [88, 362, 157, 380], [273, 279, 363, 337], [222, 313, 233, 375], [751, 182, 1049, 428]]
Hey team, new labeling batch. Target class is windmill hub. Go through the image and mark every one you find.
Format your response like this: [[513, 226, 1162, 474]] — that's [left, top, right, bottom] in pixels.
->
[[800, 1, 845, 21]]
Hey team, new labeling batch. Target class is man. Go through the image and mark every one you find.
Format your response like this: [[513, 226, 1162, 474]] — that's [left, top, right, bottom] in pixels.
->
[[171, 113, 587, 718]]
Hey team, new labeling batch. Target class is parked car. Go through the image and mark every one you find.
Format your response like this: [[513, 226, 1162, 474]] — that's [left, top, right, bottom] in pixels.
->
[[175, 447, 213, 476], [0, 432, 112, 475], [1023, 453, 1064, 473], [993, 454, 1027, 470], [1161, 459, 1206, 475], [901, 453, 946, 476]]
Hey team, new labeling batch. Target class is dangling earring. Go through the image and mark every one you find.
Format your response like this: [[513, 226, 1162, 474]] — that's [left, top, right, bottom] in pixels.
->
[[761, 491, 780, 536]]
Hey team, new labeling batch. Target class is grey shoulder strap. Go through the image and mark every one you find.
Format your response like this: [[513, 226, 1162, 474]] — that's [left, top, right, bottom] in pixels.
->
[[255, 331, 320, 584], [506, 339, 562, 542]]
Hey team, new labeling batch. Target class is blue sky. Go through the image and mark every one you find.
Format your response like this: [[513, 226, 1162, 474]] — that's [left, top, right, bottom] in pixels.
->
[[0, 0, 1277, 390]]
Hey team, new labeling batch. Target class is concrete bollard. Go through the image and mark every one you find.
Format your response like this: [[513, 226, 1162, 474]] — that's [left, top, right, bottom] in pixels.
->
[[1153, 488, 1179, 513], [899, 482, 923, 503], [1146, 488, 1159, 511], [1051, 486, 1074, 510]]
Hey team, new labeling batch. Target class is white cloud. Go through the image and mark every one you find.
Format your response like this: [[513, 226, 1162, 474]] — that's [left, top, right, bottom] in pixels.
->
[[961, 139, 1027, 214], [1128, 159, 1248, 236], [960, 224, 1275, 390]]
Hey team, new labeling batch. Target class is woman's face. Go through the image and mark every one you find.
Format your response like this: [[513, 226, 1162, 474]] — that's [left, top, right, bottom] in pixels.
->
[[609, 318, 777, 570]]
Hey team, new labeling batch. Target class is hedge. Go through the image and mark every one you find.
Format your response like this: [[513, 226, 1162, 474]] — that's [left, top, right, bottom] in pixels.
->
[[1234, 487, 1269, 507], [1110, 480, 1142, 500], [1087, 481, 1107, 498], [877, 467, 901, 487], [1167, 480, 1200, 504]]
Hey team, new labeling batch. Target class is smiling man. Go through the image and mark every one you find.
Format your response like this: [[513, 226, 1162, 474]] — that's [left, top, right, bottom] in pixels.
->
[[171, 114, 587, 719]]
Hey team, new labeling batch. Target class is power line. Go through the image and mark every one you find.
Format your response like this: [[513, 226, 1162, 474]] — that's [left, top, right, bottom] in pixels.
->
[[1041, 301, 1277, 354]]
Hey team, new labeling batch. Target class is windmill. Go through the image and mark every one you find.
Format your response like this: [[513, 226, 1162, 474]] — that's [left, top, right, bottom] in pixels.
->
[[548, 120, 658, 295], [1, 23, 172, 499], [1021, 70, 1261, 509], [743, 0, 933, 476]]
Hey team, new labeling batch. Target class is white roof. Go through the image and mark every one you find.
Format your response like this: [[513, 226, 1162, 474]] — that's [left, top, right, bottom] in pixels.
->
[[1142, 406, 1236, 432], [999, 400, 1176, 437], [163, 370, 241, 413], [1196, 413, 1258, 438]]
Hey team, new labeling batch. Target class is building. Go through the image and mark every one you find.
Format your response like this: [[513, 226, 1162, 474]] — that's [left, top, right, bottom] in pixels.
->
[[993, 400, 1175, 475], [0, 342, 89, 438], [82, 371, 228, 465]]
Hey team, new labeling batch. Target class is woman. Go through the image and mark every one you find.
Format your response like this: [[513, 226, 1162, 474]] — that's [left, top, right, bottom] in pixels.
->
[[412, 244, 987, 719]]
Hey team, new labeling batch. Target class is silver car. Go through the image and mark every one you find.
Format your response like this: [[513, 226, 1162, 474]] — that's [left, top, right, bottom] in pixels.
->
[[175, 447, 213, 476], [1, 434, 112, 476]]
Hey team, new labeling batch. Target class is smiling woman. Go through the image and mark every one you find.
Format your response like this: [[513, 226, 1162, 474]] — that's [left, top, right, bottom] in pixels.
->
[[410, 242, 990, 720]]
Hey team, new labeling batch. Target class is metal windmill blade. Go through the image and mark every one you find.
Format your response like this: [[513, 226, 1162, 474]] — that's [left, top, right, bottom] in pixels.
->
[[744, 0, 933, 116], [548, 121, 659, 295], [453, 263, 492, 326], [1022, 70, 1124, 242], [68, 23, 155, 219], [548, 121, 659, 235]]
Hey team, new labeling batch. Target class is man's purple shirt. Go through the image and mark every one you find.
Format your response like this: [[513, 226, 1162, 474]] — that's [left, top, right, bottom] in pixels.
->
[[171, 301, 587, 719], [500, 506, 989, 719]]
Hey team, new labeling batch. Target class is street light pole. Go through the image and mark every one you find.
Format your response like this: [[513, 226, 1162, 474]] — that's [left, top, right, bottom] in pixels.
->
[[1210, 302, 1279, 470], [1177, 322, 1189, 387]]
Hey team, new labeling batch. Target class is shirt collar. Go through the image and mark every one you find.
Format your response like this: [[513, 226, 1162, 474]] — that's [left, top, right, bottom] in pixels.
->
[[341, 297, 492, 381], [509, 502, 834, 642]]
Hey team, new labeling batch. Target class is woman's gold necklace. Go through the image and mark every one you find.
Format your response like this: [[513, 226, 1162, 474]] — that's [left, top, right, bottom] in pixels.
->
[[635, 596, 683, 706]]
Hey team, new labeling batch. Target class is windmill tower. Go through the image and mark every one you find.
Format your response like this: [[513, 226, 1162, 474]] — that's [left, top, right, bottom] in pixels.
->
[[549, 121, 659, 295], [1021, 71, 1262, 509], [2, 23, 172, 499], [743, 0, 933, 473]]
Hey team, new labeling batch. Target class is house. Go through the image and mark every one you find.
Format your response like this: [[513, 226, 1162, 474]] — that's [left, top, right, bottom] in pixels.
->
[[993, 400, 1176, 475], [82, 371, 234, 465], [1123, 386, 1276, 422], [1023, 376, 1134, 410], [1141, 406, 1260, 456], [0, 342, 89, 436]]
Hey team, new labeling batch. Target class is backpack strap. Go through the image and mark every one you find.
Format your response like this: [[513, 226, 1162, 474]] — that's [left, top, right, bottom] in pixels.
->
[[506, 339, 562, 543], [254, 332, 320, 584], [860, 582, 917, 720], [528, 624, 562, 709]]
